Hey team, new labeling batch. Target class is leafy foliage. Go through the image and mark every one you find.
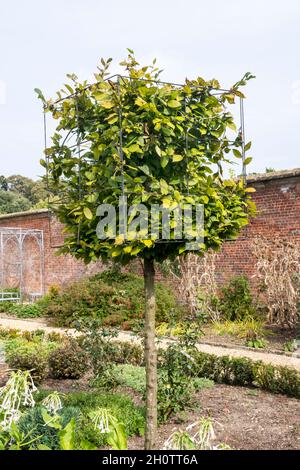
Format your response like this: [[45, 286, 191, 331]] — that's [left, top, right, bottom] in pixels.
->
[[5, 303, 43, 319], [157, 319, 201, 422], [61, 391, 145, 437], [37, 52, 255, 264], [76, 321, 118, 388], [0, 175, 48, 214], [218, 275, 256, 321], [4, 337, 58, 382], [195, 351, 300, 397], [42, 270, 181, 326], [48, 341, 88, 379]]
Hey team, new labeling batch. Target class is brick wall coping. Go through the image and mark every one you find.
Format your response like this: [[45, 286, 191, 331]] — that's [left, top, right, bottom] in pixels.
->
[[247, 167, 300, 184], [0, 208, 50, 221]]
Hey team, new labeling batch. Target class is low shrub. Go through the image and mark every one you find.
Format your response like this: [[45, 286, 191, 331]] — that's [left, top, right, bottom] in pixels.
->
[[218, 276, 256, 321], [4, 336, 58, 382], [254, 363, 300, 397], [0, 301, 14, 313], [4, 337, 57, 361], [212, 319, 268, 342], [5, 303, 43, 318], [115, 364, 146, 392], [192, 377, 214, 391], [41, 270, 182, 327], [6, 352, 48, 382], [113, 341, 144, 366], [60, 391, 145, 437], [194, 351, 300, 397], [0, 327, 20, 339], [76, 322, 118, 387], [18, 406, 82, 450], [48, 342, 88, 379]]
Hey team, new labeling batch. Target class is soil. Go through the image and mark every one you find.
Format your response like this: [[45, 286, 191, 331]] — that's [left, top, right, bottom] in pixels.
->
[[127, 384, 300, 450]]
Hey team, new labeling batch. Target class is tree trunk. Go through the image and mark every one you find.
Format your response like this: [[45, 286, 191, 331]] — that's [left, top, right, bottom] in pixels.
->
[[144, 257, 157, 450]]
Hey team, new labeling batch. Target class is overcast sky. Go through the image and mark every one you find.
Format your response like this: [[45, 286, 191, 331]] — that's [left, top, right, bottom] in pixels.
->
[[0, 0, 299, 179]]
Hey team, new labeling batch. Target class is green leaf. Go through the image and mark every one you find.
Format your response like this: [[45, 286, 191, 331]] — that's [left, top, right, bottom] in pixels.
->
[[161, 156, 169, 168], [245, 141, 252, 151], [244, 157, 252, 165], [34, 88, 46, 103], [172, 154, 183, 162], [233, 149, 242, 159], [159, 179, 169, 195], [168, 100, 181, 108], [140, 165, 150, 176], [155, 145, 162, 156], [37, 444, 51, 450], [59, 418, 76, 450], [84, 207, 93, 220]]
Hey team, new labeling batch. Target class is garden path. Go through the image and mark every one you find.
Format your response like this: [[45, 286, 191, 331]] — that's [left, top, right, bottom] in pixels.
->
[[0, 316, 300, 371]]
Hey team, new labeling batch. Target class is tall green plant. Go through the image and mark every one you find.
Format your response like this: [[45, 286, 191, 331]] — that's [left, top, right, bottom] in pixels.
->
[[37, 51, 254, 449]]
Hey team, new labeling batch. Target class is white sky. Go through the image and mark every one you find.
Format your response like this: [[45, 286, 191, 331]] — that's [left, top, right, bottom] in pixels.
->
[[0, 0, 299, 179]]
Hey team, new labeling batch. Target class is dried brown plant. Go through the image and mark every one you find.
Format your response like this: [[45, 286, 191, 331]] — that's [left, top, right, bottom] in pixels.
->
[[252, 237, 300, 328]]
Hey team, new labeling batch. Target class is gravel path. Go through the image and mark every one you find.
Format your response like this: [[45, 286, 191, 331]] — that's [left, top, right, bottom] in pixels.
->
[[1, 316, 300, 371]]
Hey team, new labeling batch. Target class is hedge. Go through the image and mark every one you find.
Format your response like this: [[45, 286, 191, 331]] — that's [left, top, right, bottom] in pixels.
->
[[194, 351, 300, 398]]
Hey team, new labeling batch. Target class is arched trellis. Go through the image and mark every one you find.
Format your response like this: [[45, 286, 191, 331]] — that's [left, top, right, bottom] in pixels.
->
[[0, 228, 45, 302], [42, 74, 248, 243]]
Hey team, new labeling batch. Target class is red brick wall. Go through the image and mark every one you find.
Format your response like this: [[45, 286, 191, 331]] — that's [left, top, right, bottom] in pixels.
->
[[0, 210, 104, 294], [0, 171, 299, 294], [215, 173, 300, 284]]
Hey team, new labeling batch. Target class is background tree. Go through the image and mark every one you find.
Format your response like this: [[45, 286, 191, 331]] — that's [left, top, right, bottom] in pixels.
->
[[0, 189, 32, 214], [37, 52, 255, 449], [0, 175, 48, 213]]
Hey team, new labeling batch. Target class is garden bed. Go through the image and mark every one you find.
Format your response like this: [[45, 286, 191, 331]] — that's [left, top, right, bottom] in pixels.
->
[[127, 384, 300, 450], [200, 324, 300, 354], [8, 369, 300, 450]]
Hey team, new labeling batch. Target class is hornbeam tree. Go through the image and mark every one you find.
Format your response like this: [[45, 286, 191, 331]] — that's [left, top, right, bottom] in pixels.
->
[[36, 51, 255, 449]]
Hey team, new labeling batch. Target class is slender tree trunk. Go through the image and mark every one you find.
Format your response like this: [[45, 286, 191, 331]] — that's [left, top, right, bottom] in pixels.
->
[[144, 257, 157, 450]]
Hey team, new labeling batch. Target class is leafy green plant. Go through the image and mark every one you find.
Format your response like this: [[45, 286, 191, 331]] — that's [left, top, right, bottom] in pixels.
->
[[157, 319, 201, 423], [163, 417, 221, 450], [115, 364, 146, 392], [76, 321, 118, 388], [245, 337, 267, 349], [89, 408, 127, 450], [0, 327, 20, 339], [42, 271, 181, 327], [37, 50, 254, 449], [113, 341, 144, 366], [212, 318, 268, 340], [283, 339, 298, 352], [48, 341, 88, 379], [6, 303, 43, 319], [60, 391, 145, 438], [0, 421, 41, 450], [194, 350, 300, 398], [7, 352, 48, 383], [4, 337, 58, 382], [4, 337, 57, 359], [218, 276, 256, 321]]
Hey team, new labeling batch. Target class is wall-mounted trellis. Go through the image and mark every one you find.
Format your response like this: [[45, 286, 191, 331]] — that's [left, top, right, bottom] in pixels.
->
[[0, 227, 45, 301]]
